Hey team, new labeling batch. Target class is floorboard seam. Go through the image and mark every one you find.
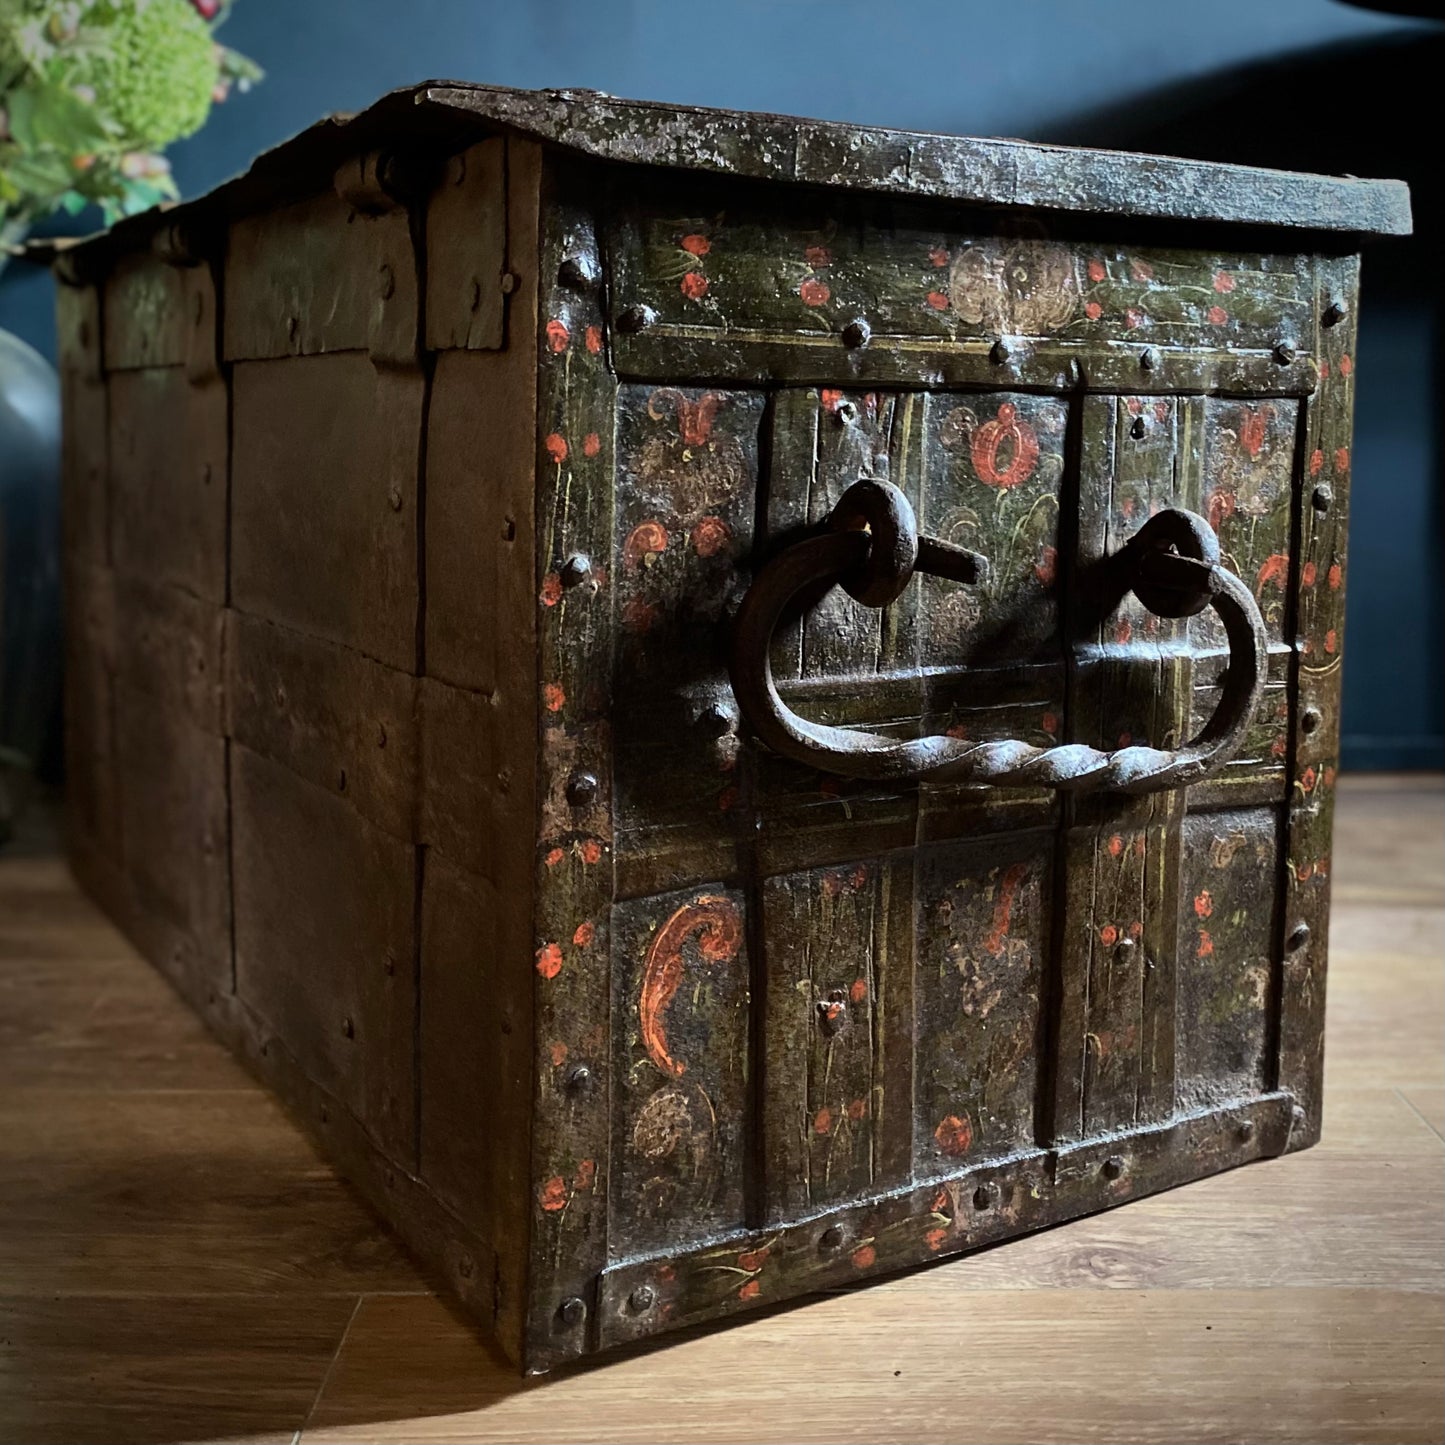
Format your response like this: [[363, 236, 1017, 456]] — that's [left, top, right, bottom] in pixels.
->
[[297, 1293, 363, 1440]]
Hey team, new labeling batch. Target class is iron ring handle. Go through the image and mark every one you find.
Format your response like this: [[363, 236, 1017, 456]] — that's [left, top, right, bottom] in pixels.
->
[[728, 484, 1268, 794]]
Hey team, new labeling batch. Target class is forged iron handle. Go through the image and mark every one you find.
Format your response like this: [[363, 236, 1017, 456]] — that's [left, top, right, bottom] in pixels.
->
[[728, 480, 1268, 794]]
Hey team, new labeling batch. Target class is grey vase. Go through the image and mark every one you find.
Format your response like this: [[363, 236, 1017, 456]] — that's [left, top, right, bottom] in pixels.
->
[[0, 322, 62, 842]]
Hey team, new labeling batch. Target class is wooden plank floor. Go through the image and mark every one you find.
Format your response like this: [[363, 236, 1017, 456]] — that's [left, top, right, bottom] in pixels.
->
[[1, 776, 1441, 1445]]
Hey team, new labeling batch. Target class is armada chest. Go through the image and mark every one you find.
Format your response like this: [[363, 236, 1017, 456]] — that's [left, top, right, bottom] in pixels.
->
[[55, 84, 1410, 1373]]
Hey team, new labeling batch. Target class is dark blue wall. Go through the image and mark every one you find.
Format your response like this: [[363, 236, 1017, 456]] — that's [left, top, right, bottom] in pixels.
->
[[3, 0, 1439, 768]]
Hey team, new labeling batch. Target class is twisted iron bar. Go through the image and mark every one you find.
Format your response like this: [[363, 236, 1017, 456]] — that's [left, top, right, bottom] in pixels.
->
[[729, 483, 1268, 795]]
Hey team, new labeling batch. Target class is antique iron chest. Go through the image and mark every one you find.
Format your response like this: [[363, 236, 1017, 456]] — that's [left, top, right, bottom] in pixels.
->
[[54, 84, 1410, 1374]]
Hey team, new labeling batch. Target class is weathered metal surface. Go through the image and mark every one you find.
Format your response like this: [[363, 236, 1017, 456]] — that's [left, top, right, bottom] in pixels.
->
[[55, 88, 1392, 1376]]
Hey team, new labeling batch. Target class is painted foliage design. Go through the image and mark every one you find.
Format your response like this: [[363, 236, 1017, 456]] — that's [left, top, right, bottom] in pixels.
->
[[1177, 810, 1279, 1108], [922, 391, 1065, 665], [1196, 397, 1301, 651], [611, 888, 750, 1255], [915, 842, 1049, 1173]]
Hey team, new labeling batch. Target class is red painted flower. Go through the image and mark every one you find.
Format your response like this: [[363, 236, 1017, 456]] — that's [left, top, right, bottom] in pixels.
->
[[1114, 617, 1132, 645], [1207, 306, 1228, 326], [1035, 545, 1058, 585], [580, 838, 603, 865], [621, 598, 660, 633], [545, 847, 565, 868], [1238, 407, 1270, 460], [544, 433, 568, 464], [572, 921, 595, 947], [1085, 300, 1103, 321], [583, 432, 601, 458], [1309, 449, 1325, 477], [1328, 563, 1342, 590], [680, 233, 711, 256], [850, 1244, 877, 1270], [1153, 400, 1169, 423], [545, 319, 570, 353], [813, 1107, 834, 1136], [691, 515, 731, 558], [1301, 765, 1317, 793], [934, 1113, 973, 1157], [820, 388, 844, 411], [1334, 447, 1350, 472], [924, 1226, 948, 1252], [549, 1041, 570, 1067], [1194, 890, 1213, 919], [535, 942, 563, 979], [737, 1247, 769, 1272], [849, 977, 868, 1004], [1339, 354, 1353, 376], [680, 271, 709, 300], [1108, 835, 1124, 858], [585, 324, 603, 354], [1129, 258, 1154, 282], [1256, 553, 1290, 594], [1197, 929, 1214, 958], [539, 573, 563, 607], [1129, 920, 1143, 940], [1100, 923, 1119, 947], [805, 244, 832, 267], [1125, 306, 1145, 330], [574, 1158, 596, 1190], [1212, 271, 1236, 294], [1302, 561, 1317, 587], [1041, 711, 1059, 736], [1087, 258, 1108, 283], [847, 1097, 868, 1121], [928, 246, 949, 268], [1319, 360, 1330, 380], [1324, 629, 1337, 654], [542, 683, 566, 713], [926, 290, 950, 311], [799, 277, 831, 307], [538, 1175, 568, 1212], [738, 1279, 761, 1301], [623, 519, 669, 570], [971, 402, 1040, 489]]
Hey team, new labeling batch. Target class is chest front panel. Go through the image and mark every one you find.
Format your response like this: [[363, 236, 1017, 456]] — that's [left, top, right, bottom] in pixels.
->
[[530, 171, 1353, 1353]]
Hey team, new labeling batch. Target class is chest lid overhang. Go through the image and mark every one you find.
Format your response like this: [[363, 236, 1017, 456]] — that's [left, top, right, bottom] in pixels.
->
[[40, 80, 1412, 272]]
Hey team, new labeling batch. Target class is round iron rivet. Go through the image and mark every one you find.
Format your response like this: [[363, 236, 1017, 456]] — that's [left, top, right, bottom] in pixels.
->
[[1237, 1118, 1257, 1142], [565, 1064, 593, 1094], [628, 1285, 656, 1314], [1287, 921, 1311, 953], [1272, 341, 1297, 365], [558, 255, 597, 290], [557, 1297, 586, 1328], [973, 1182, 998, 1211], [1115, 936, 1137, 961], [697, 701, 738, 737], [834, 400, 859, 425], [565, 770, 599, 807], [499, 271, 519, 295], [1129, 415, 1147, 440], [1140, 346, 1160, 372], [819, 1225, 845, 1252], [1300, 706, 1322, 735], [1101, 1155, 1126, 1181], [1322, 299, 1348, 328], [989, 338, 1011, 365], [841, 317, 872, 349], [1292, 1103, 1308, 1127], [378, 262, 395, 301], [618, 303, 657, 334], [560, 553, 592, 588], [1312, 483, 1334, 514], [341, 1016, 355, 1040]]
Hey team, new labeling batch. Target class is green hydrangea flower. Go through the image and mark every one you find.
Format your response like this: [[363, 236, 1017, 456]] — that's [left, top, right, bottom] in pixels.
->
[[94, 0, 220, 148]]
